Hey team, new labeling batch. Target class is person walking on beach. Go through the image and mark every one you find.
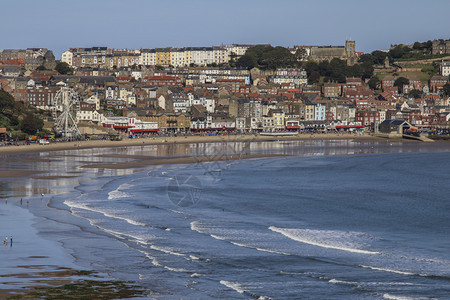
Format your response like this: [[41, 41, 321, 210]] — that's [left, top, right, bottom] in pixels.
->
[[41, 193, 44, 200], [10, 236, 12, 247]]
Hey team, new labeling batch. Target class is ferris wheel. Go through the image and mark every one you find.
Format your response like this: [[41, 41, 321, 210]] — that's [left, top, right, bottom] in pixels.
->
[[53, 87, 81, 137]]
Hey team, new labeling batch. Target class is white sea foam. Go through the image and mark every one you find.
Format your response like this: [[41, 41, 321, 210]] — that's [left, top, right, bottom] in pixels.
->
[[210, 234, 227, 241], [359, 265, 421, 276], [383, 293, 428, 300], [64, 199, 91, 211], [136, 249, 162, 268], [220, 280, 245, 294], [65, 198, 147, 227], [328, 278, 357, 285], [163, 266, 188, 273], [149, 257, 162, 267], [190, 221, 201, 232], [192, 221, 289, 255], [118, 182, 133, 190], [107, 190, 130, 200], [230, 241, 289, 256], [269, 226, 379, 255], [150, 245, 186, 257]]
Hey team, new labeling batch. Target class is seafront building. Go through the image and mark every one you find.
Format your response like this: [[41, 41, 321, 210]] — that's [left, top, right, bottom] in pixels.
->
[[1, 41, 450, 135]]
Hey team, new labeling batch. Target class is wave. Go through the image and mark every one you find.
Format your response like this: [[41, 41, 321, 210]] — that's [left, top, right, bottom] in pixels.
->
[[163, 266, 189, 273], [328, 278, 358, 285], [383, 293, 429, 300], [150, 245, 186, 257], [220, 280, 272, 300], [229, 241, 290, 256], [107, 190, 130, 200], [220, 280, 245, 294], [269, 226, 379, 255], [192, 221, 290, 255], [359, 265, 419, 276], [65, 198, 147, 227]]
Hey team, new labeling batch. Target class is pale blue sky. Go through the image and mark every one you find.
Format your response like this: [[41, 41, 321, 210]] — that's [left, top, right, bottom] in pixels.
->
[[1, 0, 449, 59]]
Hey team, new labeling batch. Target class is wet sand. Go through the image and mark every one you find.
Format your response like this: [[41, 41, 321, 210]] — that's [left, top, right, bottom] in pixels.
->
[[0, 133, 383, 178], [81, 153, 286, 169], [0, 133, 382, 155]]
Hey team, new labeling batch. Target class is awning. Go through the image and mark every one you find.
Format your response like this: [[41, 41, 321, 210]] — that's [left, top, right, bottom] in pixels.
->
[[335, 125, 364, 129], [129, 129, 160, 133]]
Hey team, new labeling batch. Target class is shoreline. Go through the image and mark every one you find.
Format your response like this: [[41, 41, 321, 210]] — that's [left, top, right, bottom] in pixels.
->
[[0, 133, 385, 156]]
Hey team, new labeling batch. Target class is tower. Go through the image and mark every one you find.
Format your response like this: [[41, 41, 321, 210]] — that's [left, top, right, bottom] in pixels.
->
[[345, 40, 356, 65], [345, 40, 355, 57]]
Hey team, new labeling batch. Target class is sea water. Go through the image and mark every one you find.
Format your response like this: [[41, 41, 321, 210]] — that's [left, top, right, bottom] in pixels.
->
[[22, 140, 450, 299]]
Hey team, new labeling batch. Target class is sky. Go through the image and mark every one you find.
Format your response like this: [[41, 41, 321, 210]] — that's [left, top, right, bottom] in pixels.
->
[[1, 0, 449, 59]]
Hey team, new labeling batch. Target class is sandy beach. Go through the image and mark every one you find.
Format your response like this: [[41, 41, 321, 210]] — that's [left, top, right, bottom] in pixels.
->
[[0, 133, 381, 156]]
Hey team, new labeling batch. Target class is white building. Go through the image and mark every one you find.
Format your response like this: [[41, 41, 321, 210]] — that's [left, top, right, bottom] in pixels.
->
[[235, 117, 246, 131], [103, 117, 159, 134], [170, 49, 186, 67], [190, 47, 214, 66], [314, 103, 326, 121], [140, 49, 156, 66], [173, 98, 190, 113], [61, 50, 74, 66], [77, 109, 104, 123], [440, 61, 450, 77], [187, 93, 215, 113]]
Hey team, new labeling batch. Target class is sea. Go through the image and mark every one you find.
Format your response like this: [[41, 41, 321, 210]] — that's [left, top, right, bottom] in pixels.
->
[[3, 139, 450, 299]]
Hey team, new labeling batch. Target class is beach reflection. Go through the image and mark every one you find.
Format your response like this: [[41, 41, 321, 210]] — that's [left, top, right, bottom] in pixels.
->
[[1, 139, 449, 200]]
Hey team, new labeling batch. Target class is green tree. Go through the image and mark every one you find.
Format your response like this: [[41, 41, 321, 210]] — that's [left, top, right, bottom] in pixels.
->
[[304, 61, 319, 75], [36, 65, 47, 71], [238, 45, 297, 70], [260, 46, 296, 69], [236, 55, 257, 69], [443, 83, 450, 97], [389, 45, 411, 59], [394, 77, 410, 93], [368, 77, 380, 90], [408, 89, 422, 99], [358, 54, 374, 65], [359, 62, 374, 79], [55, 62, 73, 75], [371, 50, 388, 65], [20, 112, 43, 135], [0, 89, 15, 114], [308, 71, 320, 84]]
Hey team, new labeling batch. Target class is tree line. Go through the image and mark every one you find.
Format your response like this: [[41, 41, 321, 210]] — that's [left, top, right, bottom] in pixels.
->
[[0, 89, 44, 136]]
